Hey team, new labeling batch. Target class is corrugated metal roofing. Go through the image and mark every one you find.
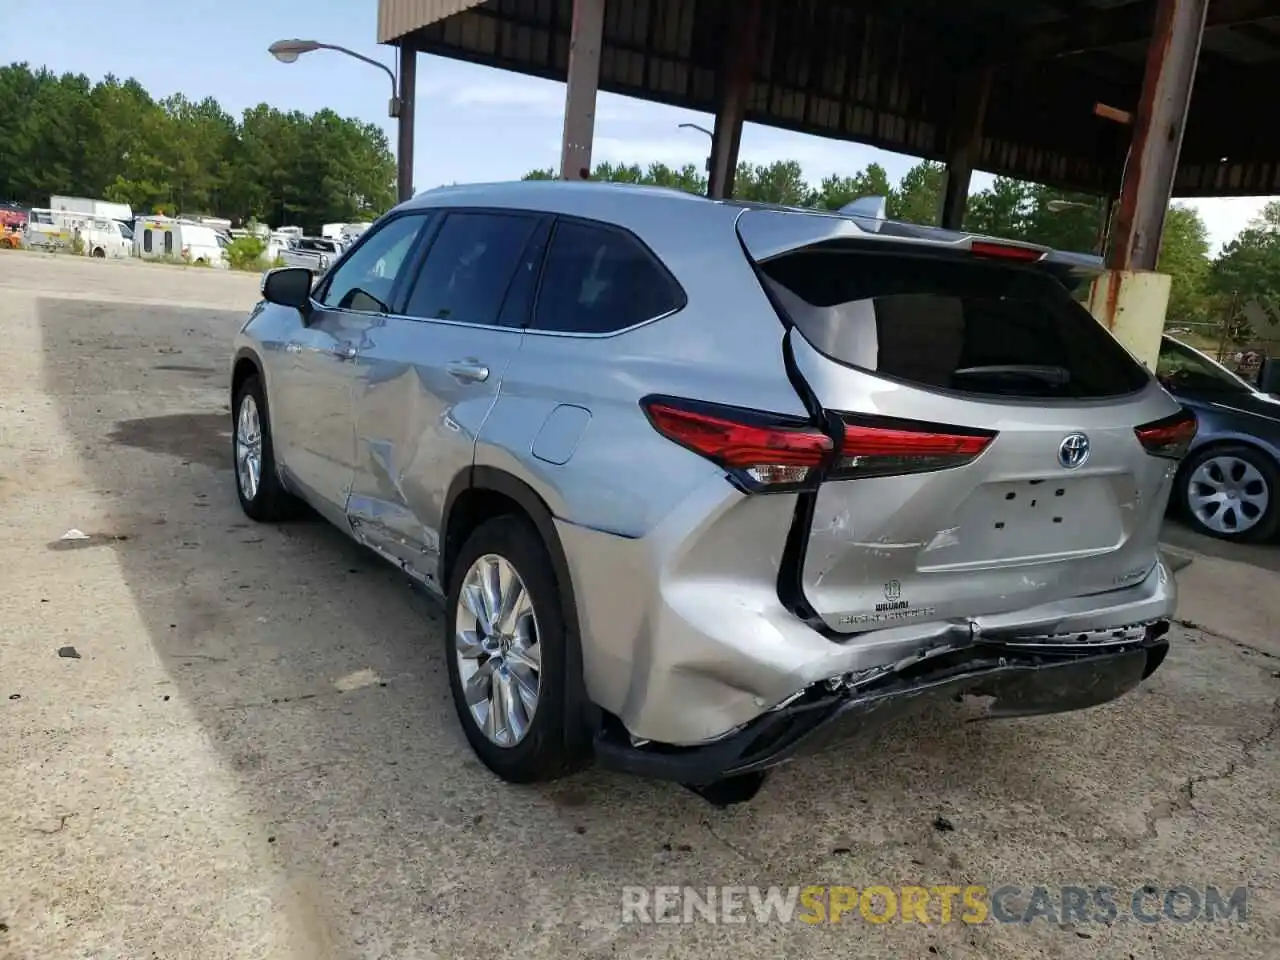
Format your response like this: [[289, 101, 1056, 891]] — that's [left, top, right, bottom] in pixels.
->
[[379, 0, 488, 44], [376, 0, 1280, 198]]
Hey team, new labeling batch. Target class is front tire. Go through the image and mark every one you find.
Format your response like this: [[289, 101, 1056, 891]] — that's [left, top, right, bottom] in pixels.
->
[[232, 373, 298, 522], [1180, 443, 1280, 542], [445, 515, 589, 783]]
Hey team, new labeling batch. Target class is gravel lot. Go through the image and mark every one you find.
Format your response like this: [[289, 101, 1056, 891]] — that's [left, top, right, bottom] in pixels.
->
[[1, 252, 1277, 960]]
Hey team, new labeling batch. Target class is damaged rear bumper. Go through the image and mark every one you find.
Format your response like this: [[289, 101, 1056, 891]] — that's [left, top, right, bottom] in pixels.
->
[[594, 621, 1170, 786]]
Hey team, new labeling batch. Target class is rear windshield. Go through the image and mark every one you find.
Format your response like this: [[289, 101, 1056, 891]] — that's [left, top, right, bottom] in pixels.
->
[[759, 248, 1151, 400]]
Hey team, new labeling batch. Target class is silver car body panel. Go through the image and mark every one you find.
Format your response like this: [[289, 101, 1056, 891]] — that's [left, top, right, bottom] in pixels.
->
[[233, 180, 1180, 749]]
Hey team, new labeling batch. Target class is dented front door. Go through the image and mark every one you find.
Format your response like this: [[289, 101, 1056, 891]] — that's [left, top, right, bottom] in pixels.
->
[[345, 208, 550, 589], [346, 319, 524, 586]]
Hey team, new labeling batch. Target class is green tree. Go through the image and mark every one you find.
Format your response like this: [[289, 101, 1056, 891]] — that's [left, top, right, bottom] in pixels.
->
[[1157, 205, 1212, 326], [814, 163, 892, 211], [887, 160, 946, 225], [1211, 201, 1280, 335], [731, 160, 813, 205], [0, 61, 395, 233]]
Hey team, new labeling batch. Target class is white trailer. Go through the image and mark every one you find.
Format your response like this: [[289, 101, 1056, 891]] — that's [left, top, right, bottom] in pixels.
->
[[49, 195, 133, 223]]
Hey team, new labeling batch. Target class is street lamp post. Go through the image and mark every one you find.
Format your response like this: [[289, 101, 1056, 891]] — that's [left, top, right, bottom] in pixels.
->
[[268, 39, 414, 203], [678, 123, 714, 196]]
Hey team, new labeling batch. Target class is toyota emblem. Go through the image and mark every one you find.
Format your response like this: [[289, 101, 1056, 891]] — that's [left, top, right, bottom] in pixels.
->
[[1058, 433, 1090, 469]]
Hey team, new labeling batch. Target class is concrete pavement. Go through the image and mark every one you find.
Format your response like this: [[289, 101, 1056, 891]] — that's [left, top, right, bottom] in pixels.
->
[[0, 253, 1276, 959]]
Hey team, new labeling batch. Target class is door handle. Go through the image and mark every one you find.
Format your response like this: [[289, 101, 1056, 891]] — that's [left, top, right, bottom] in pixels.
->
[[446, 359, 490, 383]]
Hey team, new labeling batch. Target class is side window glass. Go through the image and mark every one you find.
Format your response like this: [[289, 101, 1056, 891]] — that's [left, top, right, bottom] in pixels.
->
[[402, 212, 541, 325], [531, 220, 683, 334], [319, 215, 427, 314], [497, 219, 552, 328], [143, 229, 153, 253], [163, 230, 173, 255]]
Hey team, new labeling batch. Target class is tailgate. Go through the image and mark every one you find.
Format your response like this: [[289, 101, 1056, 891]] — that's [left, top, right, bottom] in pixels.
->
[[737, 208, 1183, 633]]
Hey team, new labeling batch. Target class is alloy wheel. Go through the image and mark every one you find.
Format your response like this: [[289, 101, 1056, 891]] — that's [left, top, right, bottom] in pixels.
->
[[235, 394, 263, 502], [454, 553, 542, 747]]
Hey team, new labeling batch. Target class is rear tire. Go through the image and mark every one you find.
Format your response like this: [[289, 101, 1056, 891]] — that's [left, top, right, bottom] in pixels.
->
[[91, 247, 105, 258], [445, 515, 590, 783], [1179, 443, 1280, 543], [232, 373, 299, 522]]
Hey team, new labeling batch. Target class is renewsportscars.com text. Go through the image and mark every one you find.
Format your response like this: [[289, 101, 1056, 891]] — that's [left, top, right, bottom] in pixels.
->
[[621, 884, 1248, 925]]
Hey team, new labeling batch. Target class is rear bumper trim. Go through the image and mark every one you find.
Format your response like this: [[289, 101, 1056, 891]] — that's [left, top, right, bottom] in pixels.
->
[[594, 620, 1170, 785]]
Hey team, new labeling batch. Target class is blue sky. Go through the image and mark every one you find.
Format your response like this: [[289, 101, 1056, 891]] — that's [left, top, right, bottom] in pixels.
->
[[4, 0, 1270, 251]]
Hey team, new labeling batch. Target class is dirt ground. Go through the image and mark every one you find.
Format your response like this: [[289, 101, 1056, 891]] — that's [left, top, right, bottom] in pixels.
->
[[1, 252, 1277, 960]]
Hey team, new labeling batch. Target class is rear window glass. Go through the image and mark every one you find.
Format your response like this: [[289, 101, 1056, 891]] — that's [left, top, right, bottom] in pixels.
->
[[760, 249, 1150, 399], [531, 220, 684, 334]]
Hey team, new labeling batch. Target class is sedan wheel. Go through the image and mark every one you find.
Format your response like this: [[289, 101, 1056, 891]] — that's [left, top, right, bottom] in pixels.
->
[[1181, 444, 1280, 542], [454, 553, 542, 747]]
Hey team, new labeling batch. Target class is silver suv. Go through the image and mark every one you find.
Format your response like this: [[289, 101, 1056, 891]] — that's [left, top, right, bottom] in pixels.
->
[[230, 182, 1192, 801]]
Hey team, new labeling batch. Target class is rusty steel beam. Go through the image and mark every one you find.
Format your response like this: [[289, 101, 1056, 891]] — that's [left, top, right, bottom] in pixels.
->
[[1012, 0, 1271, 62], [940, 67, 994, 229], [708, 0, 763, 199], [397, 44, 416, 203], [559, 0, 606, 181], [1108, 0, 1209, 272]]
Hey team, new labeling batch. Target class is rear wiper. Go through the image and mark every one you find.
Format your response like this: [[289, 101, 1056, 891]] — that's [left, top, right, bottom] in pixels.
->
[[953, 365, 1071, 387]]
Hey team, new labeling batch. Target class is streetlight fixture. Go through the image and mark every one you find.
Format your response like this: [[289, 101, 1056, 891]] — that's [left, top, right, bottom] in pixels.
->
[[1044, 198, 1112, 256], [678, 123, 714, 196], [269, 39, 400, 116], [268, 38, 414, 203], [1046, 199, 1092, 213]]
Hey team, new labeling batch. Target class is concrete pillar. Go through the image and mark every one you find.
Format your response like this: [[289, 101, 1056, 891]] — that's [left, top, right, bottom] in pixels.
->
[[939, 68, 993, 230], [708, 0, 762, 200], [1087, 271, 1172, 370], [1089, 0, 1207, 369], [397, 44, 416, 203], [559, 0, 605, 180]]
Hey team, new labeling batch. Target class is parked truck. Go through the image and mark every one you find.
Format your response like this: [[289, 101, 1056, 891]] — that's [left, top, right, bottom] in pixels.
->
[[279, 236, 342, 275]]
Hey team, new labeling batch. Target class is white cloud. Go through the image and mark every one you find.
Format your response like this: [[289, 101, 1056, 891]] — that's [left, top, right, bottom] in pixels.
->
[[1180, 196, 1269, 254], [590, 134, 707, 168], [446, 80, 642, 122]]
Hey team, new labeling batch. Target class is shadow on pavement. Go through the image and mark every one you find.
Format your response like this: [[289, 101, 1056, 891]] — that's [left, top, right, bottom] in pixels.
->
[[35, 293, 1270, 956]]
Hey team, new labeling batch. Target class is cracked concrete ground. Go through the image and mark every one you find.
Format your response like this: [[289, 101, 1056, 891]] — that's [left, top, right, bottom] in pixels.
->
[[0, 252, 1277, 959]]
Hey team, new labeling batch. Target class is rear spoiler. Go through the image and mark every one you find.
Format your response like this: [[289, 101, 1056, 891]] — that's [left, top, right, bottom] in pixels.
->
[[738, 199, 1104, 294]]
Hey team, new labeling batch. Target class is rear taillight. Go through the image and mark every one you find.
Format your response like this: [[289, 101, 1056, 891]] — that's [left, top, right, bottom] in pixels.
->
[[832, 415, 996, 479], [641, 396, 833, 492], [1135, 408, 1197, 459], [970, 240, 1043, 263]]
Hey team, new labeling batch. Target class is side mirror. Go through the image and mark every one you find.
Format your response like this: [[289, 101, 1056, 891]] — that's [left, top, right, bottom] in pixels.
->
[[1258, 357, 1280, 394], [261, 267, 312, 312]]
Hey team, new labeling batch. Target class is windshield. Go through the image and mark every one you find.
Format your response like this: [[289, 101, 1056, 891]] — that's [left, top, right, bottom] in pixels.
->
[[1157, 338, 1254, 395]]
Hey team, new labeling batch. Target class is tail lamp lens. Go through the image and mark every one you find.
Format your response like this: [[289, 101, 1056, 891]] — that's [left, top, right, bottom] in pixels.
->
[[642, 397, 998, 491], [641, 398, 832, 492], [1135, 408, 1197, 459], [834, 417, 996, 479]]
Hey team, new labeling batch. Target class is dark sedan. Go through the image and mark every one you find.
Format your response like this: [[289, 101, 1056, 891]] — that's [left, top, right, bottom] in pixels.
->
[[1158, 335, 1280, 543]]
